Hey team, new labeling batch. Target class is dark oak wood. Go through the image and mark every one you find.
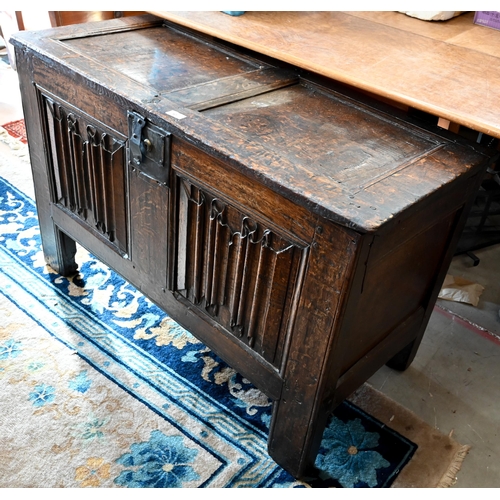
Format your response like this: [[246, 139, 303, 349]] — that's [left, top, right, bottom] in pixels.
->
[[11, 15, 495, 479]]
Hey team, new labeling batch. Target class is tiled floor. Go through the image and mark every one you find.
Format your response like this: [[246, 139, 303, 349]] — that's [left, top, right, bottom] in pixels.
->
[[1, 34, 500, 487]]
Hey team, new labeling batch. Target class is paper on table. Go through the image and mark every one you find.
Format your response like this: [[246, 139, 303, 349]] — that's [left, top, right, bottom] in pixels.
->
[[438, 274, 485, 307]]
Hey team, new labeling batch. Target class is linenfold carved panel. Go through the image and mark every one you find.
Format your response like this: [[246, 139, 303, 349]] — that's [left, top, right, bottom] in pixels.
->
[[42, 94, 128, 255], [173, 175, 307, 367]]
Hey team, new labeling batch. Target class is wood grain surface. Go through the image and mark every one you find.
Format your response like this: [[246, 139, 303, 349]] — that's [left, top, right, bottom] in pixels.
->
[[10, 16, 495, 478], [150, 11, 500, 138]]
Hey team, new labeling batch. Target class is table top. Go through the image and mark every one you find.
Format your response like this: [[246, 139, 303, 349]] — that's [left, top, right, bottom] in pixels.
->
[[150, 11, 500, 139]]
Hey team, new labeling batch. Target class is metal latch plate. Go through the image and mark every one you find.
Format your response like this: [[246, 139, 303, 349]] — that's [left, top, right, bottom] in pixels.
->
[[127, 111, 171, 186]]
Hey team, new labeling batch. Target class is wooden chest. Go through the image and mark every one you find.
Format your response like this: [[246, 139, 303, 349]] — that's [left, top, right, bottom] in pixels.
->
[[11, 15, 493, 478]]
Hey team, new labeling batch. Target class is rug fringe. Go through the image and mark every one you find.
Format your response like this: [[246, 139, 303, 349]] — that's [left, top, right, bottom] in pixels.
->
[[437, 444, 471, 487], [0, 126, 29, 159]]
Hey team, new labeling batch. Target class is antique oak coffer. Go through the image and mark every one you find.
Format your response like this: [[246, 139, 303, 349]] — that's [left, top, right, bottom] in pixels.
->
[[11, 15, 493, 478]]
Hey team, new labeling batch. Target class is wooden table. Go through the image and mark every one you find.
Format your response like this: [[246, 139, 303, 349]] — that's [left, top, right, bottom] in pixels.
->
[[150, 11, 500, 139]]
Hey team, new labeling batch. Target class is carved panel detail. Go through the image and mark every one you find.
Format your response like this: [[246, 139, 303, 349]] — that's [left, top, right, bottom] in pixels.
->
[[42, 94, 128, 255], [174, 175, 307, 367]]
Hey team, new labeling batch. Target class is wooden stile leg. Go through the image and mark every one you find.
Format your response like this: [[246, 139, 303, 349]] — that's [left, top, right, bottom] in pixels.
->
[[266, 223, 358, 479], [40, 224, 78, 276], [14, 49, 78, 276], [268, 397, 331, 479], [386, 337, 420, 371]]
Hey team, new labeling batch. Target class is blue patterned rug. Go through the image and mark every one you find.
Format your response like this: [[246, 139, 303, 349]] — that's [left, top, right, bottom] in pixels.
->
[[0, 173, 418, 487]]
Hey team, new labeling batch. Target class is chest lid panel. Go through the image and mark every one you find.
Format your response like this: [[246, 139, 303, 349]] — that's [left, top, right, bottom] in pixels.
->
[[62, 23, 296, 109], [11, 15, 490, 233], [202, 84, 442, 194]]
